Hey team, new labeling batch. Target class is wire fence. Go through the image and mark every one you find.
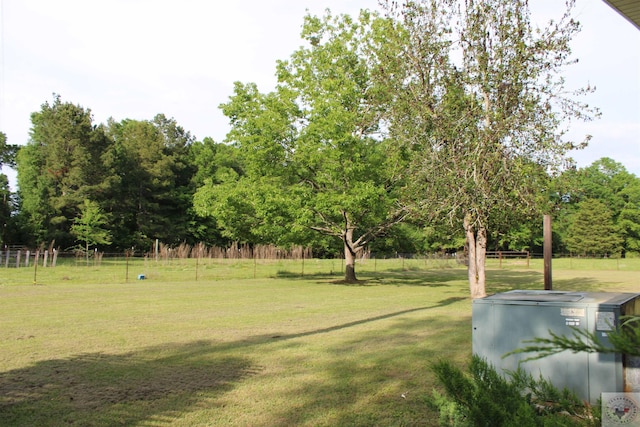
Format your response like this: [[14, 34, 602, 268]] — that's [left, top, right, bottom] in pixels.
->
[[1, 246, 638, 286]]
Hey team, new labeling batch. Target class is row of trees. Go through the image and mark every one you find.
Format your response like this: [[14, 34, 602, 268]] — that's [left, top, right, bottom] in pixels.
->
[[1, 0, 636, 296]]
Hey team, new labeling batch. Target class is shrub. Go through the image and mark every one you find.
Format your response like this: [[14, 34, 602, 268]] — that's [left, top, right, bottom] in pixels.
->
[[430, 355, 600, 426]]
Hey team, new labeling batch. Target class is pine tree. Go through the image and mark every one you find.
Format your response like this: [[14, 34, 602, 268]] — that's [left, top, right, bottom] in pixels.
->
[[566, 198, 623, 256]]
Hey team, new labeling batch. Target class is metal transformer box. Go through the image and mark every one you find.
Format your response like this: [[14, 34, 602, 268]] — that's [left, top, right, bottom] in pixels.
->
[[472, 290, 640, 403]]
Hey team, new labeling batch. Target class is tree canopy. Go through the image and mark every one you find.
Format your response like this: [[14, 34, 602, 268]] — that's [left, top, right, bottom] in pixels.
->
[[195, 11, 410, 282], [0, 131, 19, 246], [16, 96, 202, 250], [16, 95, 111, 248], [71, 199, 113, 262], [565, 198, 623, 256], [377, 0, 599, 297]]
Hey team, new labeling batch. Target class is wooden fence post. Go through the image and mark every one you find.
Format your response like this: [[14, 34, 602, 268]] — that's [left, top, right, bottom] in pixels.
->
[[544, 214, 552, 290]]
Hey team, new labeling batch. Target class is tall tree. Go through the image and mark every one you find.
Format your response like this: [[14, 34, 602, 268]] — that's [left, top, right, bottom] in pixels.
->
[[566, 198, 623, 256], [0, 132, 18, 246], [379, 0, 598, 297], [574, 158, 634, 214], [103, 115, 195, 249], [16, 95, 112, 248], [619, 182, 640, 255], [0, 174, 11, 246], [195, 11, 409, 281], [0, 131, 19, 169]]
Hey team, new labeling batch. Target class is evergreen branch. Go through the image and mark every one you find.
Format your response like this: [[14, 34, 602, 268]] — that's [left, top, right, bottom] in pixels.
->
[[505, 316, 640, 361]]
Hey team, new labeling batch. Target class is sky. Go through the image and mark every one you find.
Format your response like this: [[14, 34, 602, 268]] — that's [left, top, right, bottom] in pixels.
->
[[0, 0, 639, 191]]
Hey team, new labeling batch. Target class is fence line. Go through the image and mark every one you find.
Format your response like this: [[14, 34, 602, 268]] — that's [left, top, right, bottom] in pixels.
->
[[1, 251, 638, 287], [1, 248, 60, 268], [2, 245, 636, 271]]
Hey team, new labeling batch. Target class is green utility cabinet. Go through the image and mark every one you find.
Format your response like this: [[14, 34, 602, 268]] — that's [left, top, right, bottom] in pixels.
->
[[472, 290, 640, 403]]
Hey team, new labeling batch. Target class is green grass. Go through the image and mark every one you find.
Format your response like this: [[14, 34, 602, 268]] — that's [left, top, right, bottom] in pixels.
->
[[0, 258, 638, 426]]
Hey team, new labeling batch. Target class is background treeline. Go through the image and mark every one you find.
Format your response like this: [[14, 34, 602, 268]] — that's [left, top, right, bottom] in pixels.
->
[[0, 4, 639, 262], [0, 96, 637, 257]]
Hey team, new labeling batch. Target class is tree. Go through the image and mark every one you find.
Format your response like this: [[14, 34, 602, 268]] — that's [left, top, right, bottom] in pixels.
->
[[576, 158, 631, 211], [0, 174, 11, 246], [546, 159, 640, 256], [558, 158, 640, 256], [196, 11, 409, 282], [16, 95, 112, 248], [103, 115, 195, 249], [16, 95, 211, 251], [565, 198, 623, 256], [619, 181, 640, 255], [0, 132, 19, 246], [0, 131, 19, 168], [70, 199, 112, 262], [379, 0, 598, 298], [187, 137, 242, 247]]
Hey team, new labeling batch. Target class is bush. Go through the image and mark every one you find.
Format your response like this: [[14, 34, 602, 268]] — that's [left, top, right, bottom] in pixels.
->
[[430, 355, 600, 426]]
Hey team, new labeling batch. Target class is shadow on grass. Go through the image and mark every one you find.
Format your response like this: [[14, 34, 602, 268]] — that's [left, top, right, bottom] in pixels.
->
[[274, 267, 468, 286], [277, 266, 614, 295], [0, 341, 259, 426], [275, 271, 343, 281], [272, 314, 473, 426], [0, 296, 467, 426], [323, 268, 469, 288], [268, 296, 467, 341]]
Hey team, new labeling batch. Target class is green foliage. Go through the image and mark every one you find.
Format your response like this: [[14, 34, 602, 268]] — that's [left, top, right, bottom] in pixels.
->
[[0, 132, 19, 245], [16, 95, 111, 248], [0, 174, 11, 245], [194, 175, 308, 247], [550, 158, 640, 255], [100, 114, 197, 249], [619, 179, 640, 255], [508, 316, 640, 360], [15, 95, 203, 251], [565, 198, 623, 256], [431, 355, 599, 426], [197, 11, 410, 281], [70, 199, 112, 253], [0, 131, 19, 168], [379, 0, 596, 297], [496, 222, 544, 253], [367, 222, 461, 255]]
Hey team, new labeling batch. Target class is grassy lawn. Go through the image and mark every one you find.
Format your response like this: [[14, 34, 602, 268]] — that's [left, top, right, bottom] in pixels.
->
[[0, 258, 638, 426]]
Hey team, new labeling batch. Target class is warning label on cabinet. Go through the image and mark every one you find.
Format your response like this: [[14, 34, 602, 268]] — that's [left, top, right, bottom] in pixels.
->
[[561, 307, 585, 317], [597, 312, 616, 331]]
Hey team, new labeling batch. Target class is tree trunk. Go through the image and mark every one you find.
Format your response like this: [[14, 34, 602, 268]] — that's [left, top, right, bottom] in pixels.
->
[[344, 241, 358, 282], [464, 214, 487, 299], [343, 228, 358, 283]]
